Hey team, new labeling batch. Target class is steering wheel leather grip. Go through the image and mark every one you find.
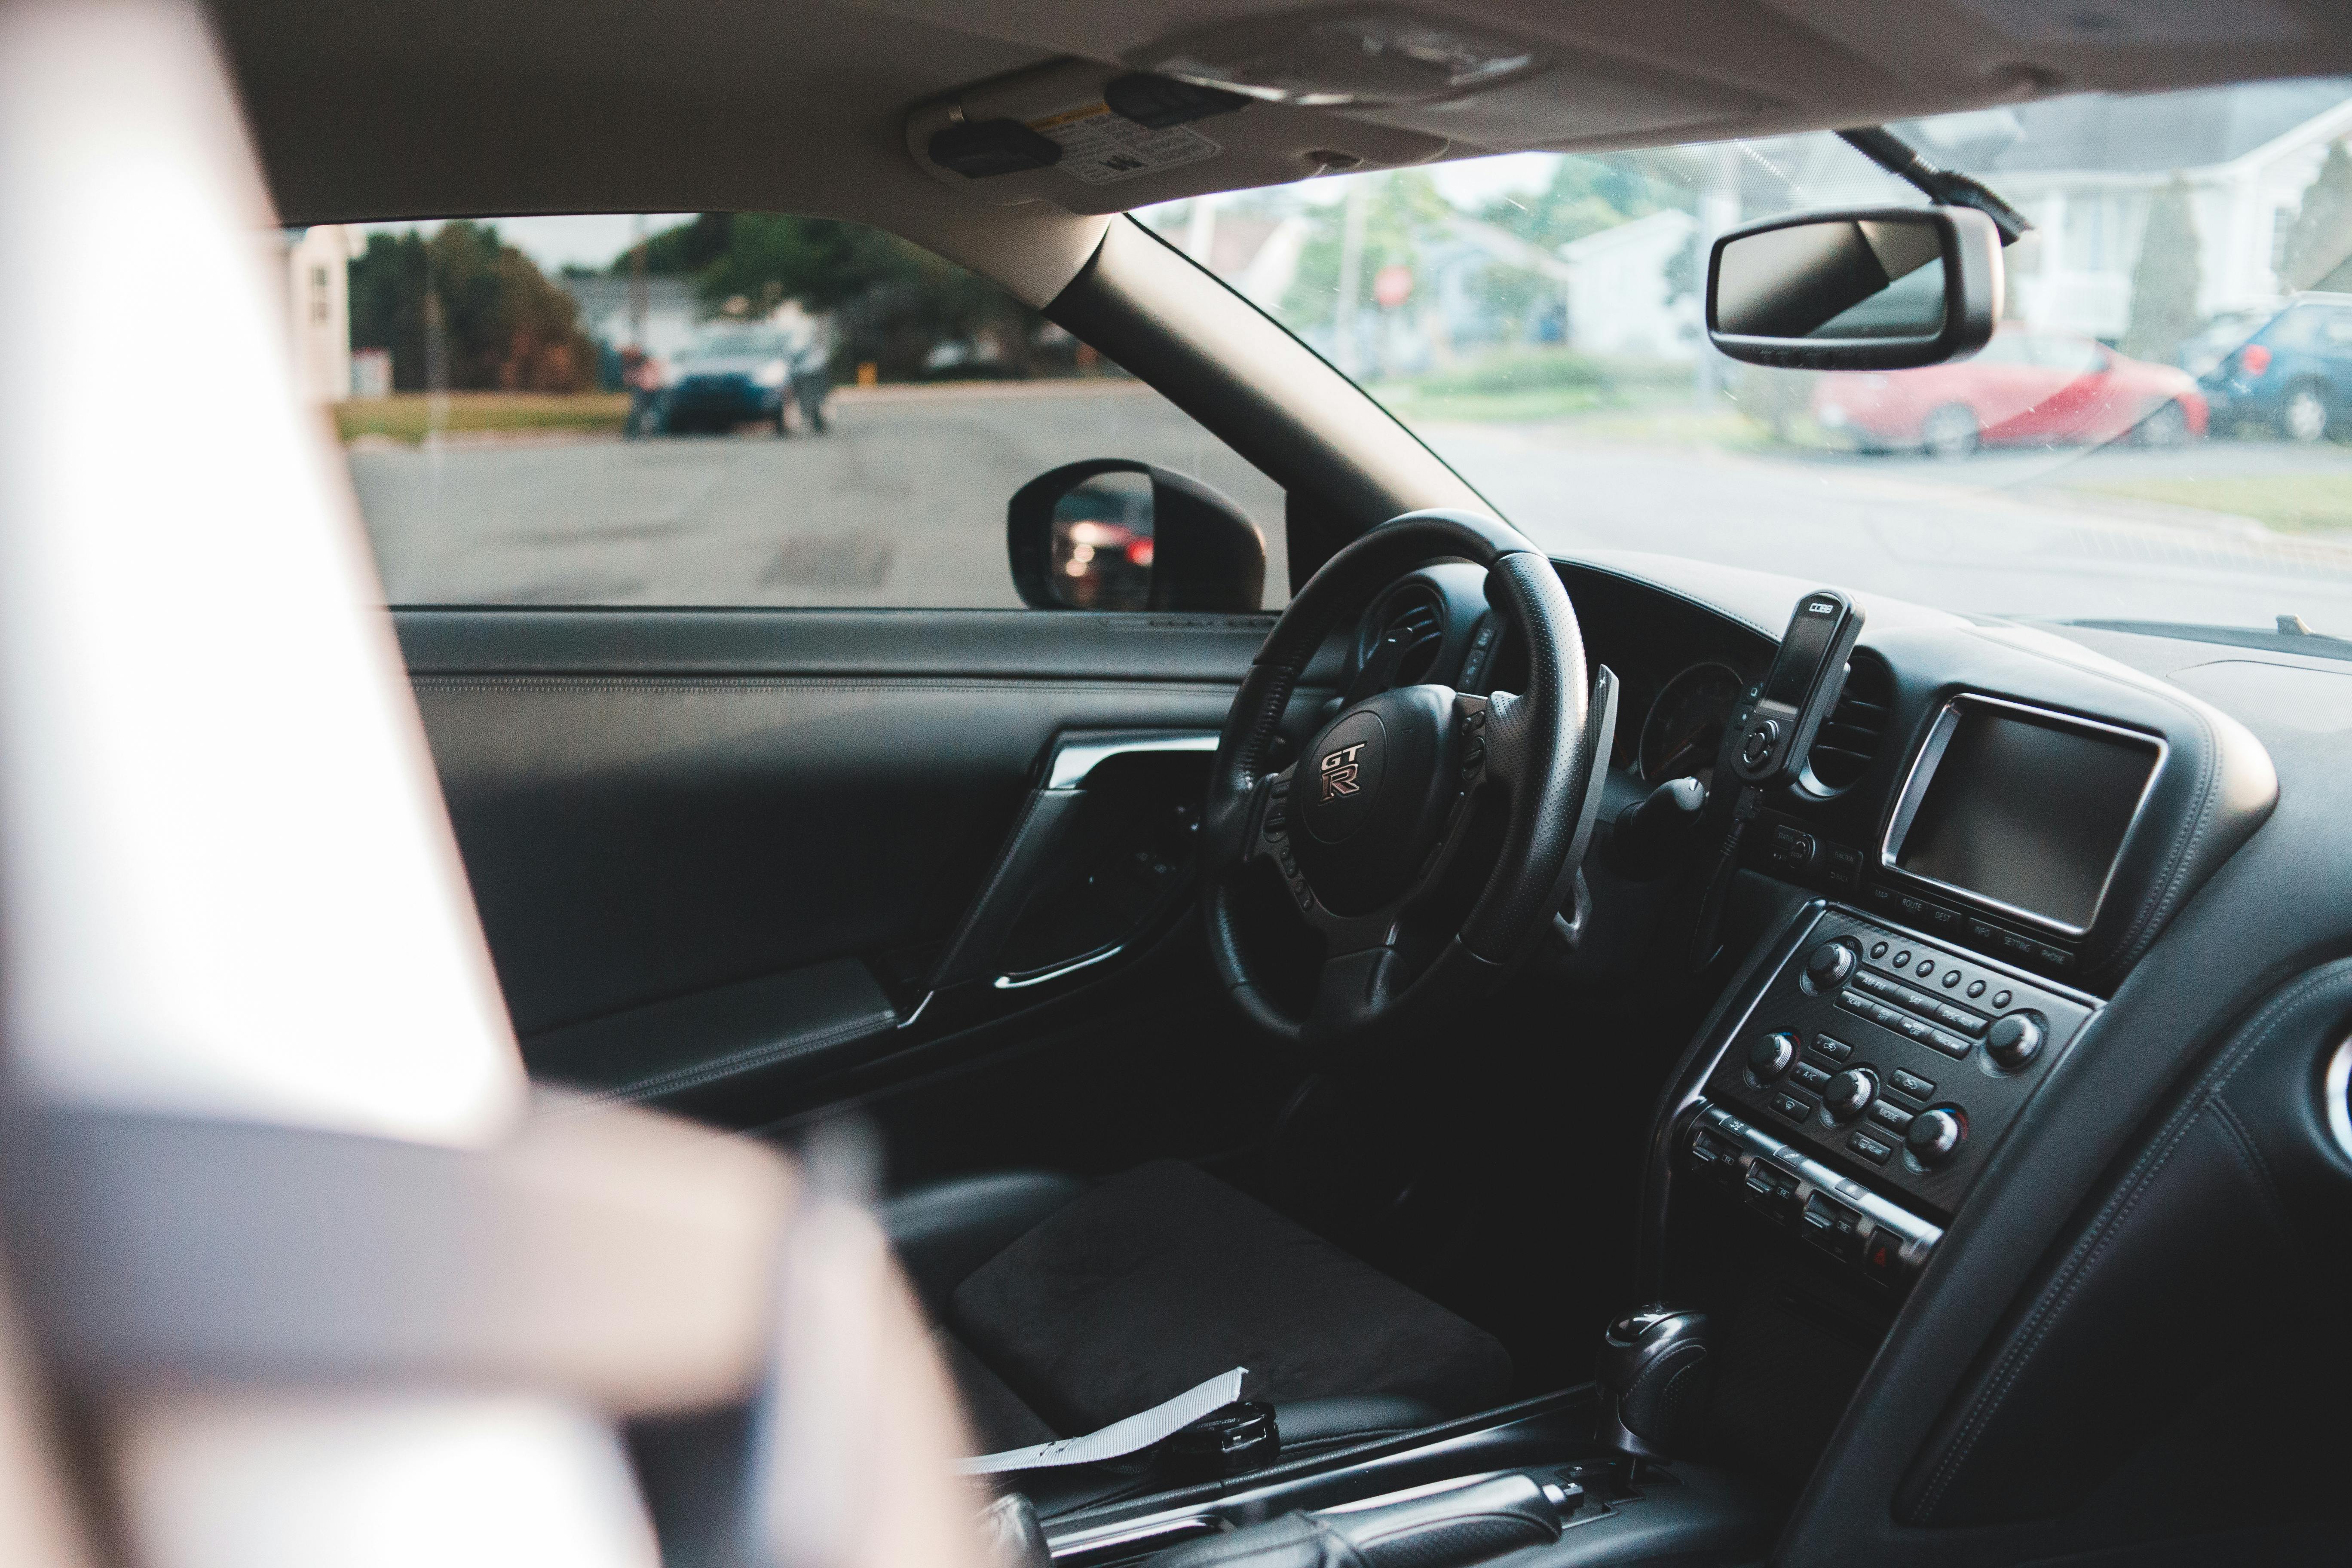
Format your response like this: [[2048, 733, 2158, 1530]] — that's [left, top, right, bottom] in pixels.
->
[[1203, 511, 1591, 1048]]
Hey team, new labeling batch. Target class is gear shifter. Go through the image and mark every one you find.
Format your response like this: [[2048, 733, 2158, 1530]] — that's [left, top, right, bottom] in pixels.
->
[[1596, 1304, 1712, 1466]]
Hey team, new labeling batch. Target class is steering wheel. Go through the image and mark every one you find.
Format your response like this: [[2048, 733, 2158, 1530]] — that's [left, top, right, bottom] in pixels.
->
[[1203, 511, 1594, 1046]]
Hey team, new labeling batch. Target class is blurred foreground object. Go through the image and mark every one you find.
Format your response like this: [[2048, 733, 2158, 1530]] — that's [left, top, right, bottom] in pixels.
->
[[0, 5, 981, 1566]]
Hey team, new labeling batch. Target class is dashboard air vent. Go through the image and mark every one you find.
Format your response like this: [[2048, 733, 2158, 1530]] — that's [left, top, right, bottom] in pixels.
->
[[1358, 587, 1445, 690], [1805, 649, 1892, 793]]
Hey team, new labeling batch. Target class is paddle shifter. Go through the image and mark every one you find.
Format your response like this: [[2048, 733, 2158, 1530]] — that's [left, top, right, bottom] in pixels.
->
[[1596, 1304, 1713, 1467]]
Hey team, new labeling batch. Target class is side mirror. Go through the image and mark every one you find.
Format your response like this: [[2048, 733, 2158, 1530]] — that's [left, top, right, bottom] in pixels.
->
[[1707, 205, 2001, 371], [1008, 459, 1267, 612]]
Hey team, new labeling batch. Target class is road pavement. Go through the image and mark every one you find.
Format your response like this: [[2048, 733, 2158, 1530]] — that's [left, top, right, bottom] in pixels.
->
[[347, 381, 2352, 635]]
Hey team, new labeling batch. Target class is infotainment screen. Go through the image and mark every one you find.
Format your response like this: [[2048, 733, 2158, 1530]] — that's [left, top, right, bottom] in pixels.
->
[[1891, 702, 2161, 932]]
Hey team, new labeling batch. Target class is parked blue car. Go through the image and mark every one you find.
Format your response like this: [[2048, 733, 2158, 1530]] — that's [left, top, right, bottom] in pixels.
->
[[2195, 292, 2352, 441]]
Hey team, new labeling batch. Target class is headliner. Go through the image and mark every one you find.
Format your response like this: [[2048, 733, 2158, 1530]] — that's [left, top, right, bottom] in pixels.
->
[[211, 0, 2352, 299]]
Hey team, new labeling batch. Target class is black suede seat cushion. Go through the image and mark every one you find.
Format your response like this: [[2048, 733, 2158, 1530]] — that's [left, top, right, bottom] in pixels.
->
[[949, 1159, 1512, 1436]]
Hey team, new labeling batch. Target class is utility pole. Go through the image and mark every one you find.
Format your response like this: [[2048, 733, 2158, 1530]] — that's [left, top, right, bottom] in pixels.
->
[[1694, 141, 1741, 409], [1335, 178, 1369, 378], [628, 213, 649, 352]]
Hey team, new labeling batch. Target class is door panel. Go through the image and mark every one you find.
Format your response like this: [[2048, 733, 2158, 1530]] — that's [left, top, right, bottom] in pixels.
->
[[397, 607, 1332, 1118]]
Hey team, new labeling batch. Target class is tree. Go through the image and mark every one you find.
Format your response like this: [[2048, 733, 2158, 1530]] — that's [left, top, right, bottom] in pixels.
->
[[1476, 152, 1687, 251], [631, 214, 1050, 380], [2282, 140, 2352, 294], [349, 222, 596, 392], [1283, 170, 1458, 338], [2122, 176, 2202, 362]]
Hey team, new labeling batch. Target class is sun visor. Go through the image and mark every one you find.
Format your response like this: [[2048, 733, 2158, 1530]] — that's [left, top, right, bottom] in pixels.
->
[[904, 58, 1447, 216], [1342, 56, 1775, 151]]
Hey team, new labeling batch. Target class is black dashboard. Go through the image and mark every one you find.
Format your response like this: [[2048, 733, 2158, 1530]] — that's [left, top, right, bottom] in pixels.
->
[[1341, 543, 2352, 1562]]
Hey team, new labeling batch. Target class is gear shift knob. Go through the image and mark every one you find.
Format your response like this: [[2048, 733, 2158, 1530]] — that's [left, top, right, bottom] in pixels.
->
[[1596, 1304, 1712, 1461]]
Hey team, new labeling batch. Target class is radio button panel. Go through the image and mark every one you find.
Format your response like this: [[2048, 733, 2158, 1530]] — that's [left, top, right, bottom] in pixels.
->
[[1703, 904, 2098, 1219]]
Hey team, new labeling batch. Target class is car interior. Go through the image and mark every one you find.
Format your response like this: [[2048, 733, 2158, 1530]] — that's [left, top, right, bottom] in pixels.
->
[[7, 3, 2352, 1567]]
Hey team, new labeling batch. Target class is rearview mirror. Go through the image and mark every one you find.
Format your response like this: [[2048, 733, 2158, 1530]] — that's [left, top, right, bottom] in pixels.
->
[[1008, 459, 1266, 612], [1707, 205, 2001, 371]]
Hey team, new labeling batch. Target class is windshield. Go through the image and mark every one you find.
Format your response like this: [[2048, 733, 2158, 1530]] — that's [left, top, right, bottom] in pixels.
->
[[1141, 78, 2352, 637]]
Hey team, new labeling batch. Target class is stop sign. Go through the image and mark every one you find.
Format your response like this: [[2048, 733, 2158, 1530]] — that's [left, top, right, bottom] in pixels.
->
[[1372, 263, 1412, 308]]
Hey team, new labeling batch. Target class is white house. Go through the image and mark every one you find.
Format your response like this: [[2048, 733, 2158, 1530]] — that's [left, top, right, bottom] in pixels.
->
[[1559, 209, 1699, 360], [279, 224, 358, 402], [1899, 80, 2352, 339]]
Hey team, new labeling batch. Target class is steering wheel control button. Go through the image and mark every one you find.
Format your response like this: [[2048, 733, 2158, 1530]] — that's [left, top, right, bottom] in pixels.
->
[[1823, 1068, 1878, 1122], [1748, 1031, 1798, 1082], [1846, 1130, 1895, 1165], [1888, 1068, 1937, 1101], [1809, 1033, 1853, 1063], [1906, 1108, 1967, 1168], [1802, 940, 1857, 992], [1770, 1092, 1815, 1126], [1738, 719, 1780, 770], [1985, 1012, 2046, 1070], [1787, 1059, 1833, 1093], [1867, 1100, 1915, 1136]]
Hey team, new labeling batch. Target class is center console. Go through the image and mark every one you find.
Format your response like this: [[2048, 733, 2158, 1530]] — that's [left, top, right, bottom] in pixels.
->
[[1675, 903, 2099, 1291]]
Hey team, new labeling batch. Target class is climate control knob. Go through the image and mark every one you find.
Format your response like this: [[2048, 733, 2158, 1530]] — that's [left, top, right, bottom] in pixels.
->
[[1907, 1108, 1966, 1168], [1823, 1067, 1878, 1122], [1986, 1012, 2046, 1070], [1747, 1031, 1798, 1082], [1804, 940, 1857, 991]]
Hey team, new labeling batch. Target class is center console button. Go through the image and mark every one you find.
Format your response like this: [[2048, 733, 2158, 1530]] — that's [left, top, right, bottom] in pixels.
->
[[1936, 1002, 1989, 1036], [1986, 1012, 2046, 1070], [1888, 1068, 1937, 1100], [1788, 1059, 1833, 1093], [1867, 1100, 1915, 1135], [1992, 989, 2013, 1009], [1906, 1108, 1966, 1167], [1748, 1030, 1798, 1081], [1804, 940, 1857, 990], [1823, 1068, 1878, 1122], [1770, 1092, 1815, 1126], [1922, 1026, 1974, 1060], [1810, 1033, 1854, 1063], [1847, 1130, 1895, 1165]]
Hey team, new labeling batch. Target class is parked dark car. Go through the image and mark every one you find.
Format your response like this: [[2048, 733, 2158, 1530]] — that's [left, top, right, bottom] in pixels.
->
[[661, 326, 798, 433], [2196, 291, 2352, 441]]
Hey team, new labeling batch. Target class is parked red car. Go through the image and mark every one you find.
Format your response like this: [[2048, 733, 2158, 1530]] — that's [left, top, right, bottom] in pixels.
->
[[1811, 327, 2208, 457]]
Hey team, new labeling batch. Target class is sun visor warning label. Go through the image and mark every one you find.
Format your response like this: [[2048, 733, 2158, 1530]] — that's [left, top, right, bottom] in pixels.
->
[[1026, 104, 1221, 185]]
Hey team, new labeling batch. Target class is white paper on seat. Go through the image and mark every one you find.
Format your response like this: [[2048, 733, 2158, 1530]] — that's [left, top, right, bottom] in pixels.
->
[[953, 1367, 1246, 1475]]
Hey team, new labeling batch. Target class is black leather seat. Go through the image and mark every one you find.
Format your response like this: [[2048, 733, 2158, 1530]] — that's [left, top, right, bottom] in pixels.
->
[[882, 1160, 1514, 1458]]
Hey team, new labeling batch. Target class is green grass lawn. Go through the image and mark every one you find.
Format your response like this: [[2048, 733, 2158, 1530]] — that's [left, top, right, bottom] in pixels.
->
[[2062, 472, 2352, 533], [336, 392, 631, 444]]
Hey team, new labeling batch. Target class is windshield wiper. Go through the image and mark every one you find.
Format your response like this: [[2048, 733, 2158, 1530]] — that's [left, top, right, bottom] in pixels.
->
[[1838, 126, 2033, 245]]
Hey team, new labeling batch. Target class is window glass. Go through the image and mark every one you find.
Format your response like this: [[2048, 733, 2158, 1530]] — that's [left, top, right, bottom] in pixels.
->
[[1141, 77, 2352, 635], [315, 214, 1286, 607]]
